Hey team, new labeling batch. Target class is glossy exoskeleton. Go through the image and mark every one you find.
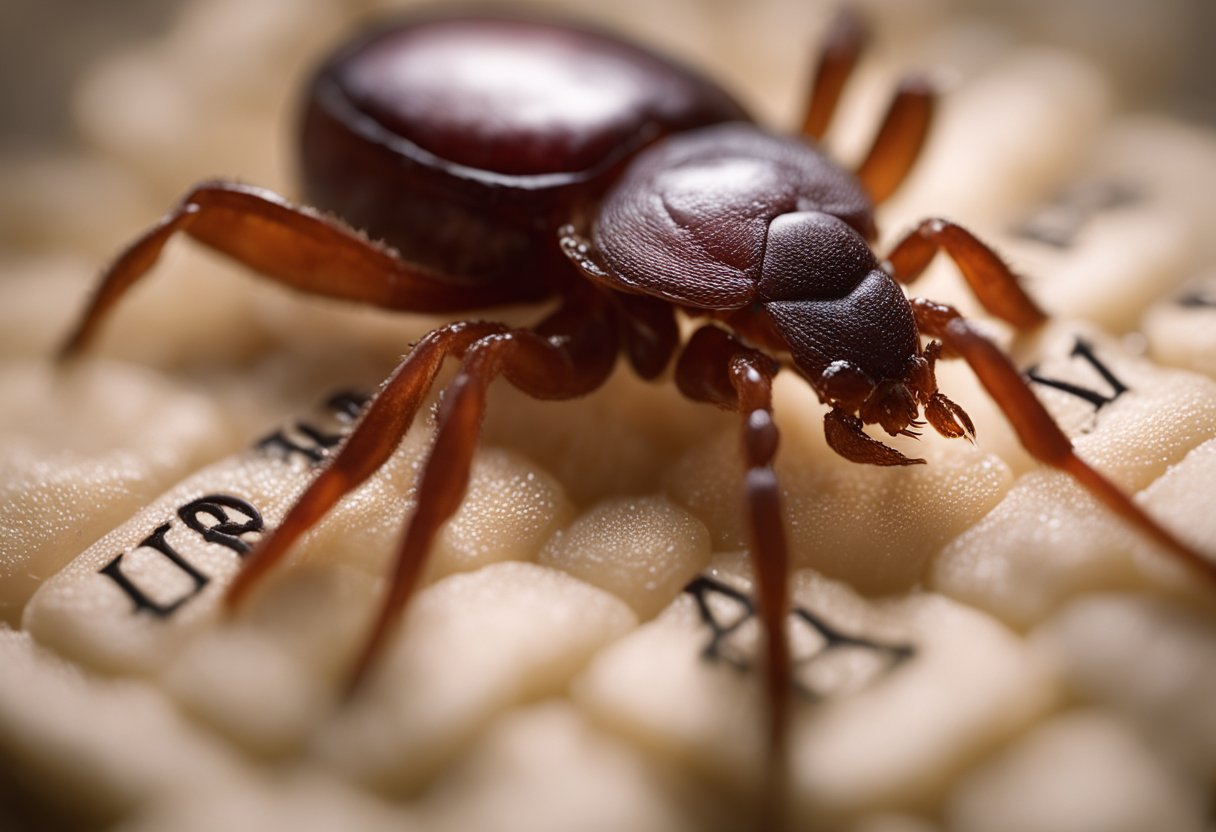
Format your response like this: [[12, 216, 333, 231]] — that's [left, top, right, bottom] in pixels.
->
[[60, 11, 1212, 825]]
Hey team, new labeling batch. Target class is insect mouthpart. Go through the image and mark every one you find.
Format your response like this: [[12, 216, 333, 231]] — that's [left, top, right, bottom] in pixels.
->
[[860, 380, 920, 437], [816, 359, 921, 436], [817, 340, 975, 467]]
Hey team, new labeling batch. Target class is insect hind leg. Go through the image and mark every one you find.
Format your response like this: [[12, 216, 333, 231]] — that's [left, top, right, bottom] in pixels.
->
[[800, 9, 867, 141], [59, 180, 534, 359]]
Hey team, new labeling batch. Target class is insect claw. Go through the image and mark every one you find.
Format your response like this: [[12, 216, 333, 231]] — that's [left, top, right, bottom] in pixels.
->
[[824, 408, 926, 466], [925, 392, 976, 442]]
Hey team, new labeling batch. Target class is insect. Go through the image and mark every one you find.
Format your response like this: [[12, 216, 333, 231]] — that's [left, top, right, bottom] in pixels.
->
[[59, 10, 1212, 827]]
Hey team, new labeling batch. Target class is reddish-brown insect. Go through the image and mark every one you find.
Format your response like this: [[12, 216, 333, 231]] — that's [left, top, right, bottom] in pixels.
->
[[60, 11, 1212, 826]]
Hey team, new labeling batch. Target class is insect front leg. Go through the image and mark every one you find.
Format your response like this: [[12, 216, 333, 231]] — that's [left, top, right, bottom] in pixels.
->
[[341, 294, 619, 697], [911, 297, 1216, 582], [800, 8, 867, 141], [885, 218, 1048, 329], [675, 325, 791, 830], [225, 319, 509, 611]]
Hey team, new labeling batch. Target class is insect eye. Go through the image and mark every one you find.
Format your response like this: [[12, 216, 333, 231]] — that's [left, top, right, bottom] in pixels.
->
[[819, 360, 873, 408]]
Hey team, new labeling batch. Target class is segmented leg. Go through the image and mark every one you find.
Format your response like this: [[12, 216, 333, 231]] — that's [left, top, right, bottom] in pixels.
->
[[855, 77, 935, 204], [676, 325, 790, 828], [800, 8, 867, 141], [913, 298, 1215, 581], [885, 219, 1048, 330], [226, 291, 615, 609], [243, 291, 617, 695], [225, 319, 506, 609], [59, 180, 544, 357]]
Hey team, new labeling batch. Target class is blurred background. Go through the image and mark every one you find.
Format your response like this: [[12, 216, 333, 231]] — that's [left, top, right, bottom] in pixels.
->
[[2, 0, 1214, 157]]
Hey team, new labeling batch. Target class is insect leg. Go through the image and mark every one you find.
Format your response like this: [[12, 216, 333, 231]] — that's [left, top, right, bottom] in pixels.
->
[[59, 180, 540, 358], [885, 218, 1048, 329], [912, 297, 1215, 581], [855, 77, 936, 204], [225, 319, 508, 610], [344, 293, 619, 696], [676, 325, 791, 827], [800, 8, 867, 141]]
